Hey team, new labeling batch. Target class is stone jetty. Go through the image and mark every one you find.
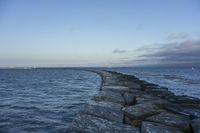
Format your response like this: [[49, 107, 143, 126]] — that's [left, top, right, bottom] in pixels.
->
[[66, 70, 200, 133]]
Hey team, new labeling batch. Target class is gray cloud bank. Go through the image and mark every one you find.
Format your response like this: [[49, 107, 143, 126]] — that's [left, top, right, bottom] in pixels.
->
[[131, 37, 200, 67]]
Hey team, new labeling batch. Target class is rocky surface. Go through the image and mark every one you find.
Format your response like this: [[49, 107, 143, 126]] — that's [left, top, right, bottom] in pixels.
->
[[146, 112, 191, 132], [141, 121, 184, 133], [66, 70, 200, 133], [67, 114, 140, 133], [191, 118, 200, 133]]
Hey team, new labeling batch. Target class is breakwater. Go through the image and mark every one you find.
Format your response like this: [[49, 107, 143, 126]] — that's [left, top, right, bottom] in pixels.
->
[[66, 70, 200, 133]]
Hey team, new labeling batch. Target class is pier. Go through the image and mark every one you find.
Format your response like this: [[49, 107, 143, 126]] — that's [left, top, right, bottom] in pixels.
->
[[67, 70, 200, 133]]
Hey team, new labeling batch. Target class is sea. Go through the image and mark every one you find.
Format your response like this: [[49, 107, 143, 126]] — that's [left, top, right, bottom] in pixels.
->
[[0, 67, 199, 133]]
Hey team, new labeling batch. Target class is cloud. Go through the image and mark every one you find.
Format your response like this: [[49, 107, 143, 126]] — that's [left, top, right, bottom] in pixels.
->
[[139, 40, 200, 66], [113, 49, 127, 54], [130, 36, 200, 67], [166, 32, 190, 41]]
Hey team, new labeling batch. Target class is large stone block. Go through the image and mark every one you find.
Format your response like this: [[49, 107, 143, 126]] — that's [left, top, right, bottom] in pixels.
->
[[79, 104, 123, 122], [67, 114, 140, 133], [123, 103, 163, 120], [126, 82, 141, 90], [163, 103, 200, 118], [123, 92, 136, 106], [146, 112, 190, 132], [141, 121, 183, 133], [136, 94, 167, 105], [191, 118, 200, 133], [88, 100, 123, 110], [102, 86, 132, 94], [93, 91, 125, 105]]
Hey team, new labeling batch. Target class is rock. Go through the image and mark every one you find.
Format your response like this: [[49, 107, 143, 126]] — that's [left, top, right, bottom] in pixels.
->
[[136, 95, 168, 106], [79, 104, 123, 122], [129, 83, 141, 90], [67, 131, 81, 133], [122, 102, 163, 126], [169, 95, 200, 104], [102, 86, 133, 94], [163, 103, 200, 118], [146, 112, 191, 132], [67, 114, 140, 133], [141, 121, 184, 133], [123, 92, 136, 106], [147, 88, 174, 98], [93, 91, 125, 105], [88, 100, 123, 110], [191, 118, 200, 133]]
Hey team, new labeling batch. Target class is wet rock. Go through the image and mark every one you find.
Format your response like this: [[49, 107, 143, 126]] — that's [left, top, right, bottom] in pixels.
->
[[79, 104, 123, 122], [146, 112, 190, 132], [67, 114, 140, 133], [122, 103, 163, 121], [141, 121, 184, 133], [123, 92, 136, 106], [191, 118, 200, 133], [93, 91, 125, 105]]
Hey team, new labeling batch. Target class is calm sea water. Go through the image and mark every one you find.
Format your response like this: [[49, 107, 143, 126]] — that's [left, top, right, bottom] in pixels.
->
[[108, 67, 200, 99], [0, 69, 100, 133]]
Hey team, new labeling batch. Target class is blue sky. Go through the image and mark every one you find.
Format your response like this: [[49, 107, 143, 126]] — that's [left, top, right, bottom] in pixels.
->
[[0, 0, 200, 67]]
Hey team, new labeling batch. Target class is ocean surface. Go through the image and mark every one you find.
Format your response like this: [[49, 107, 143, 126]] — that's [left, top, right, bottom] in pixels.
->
[[109, 67, 200, 99], [0, 69, 100, 133], [0, 68, 200, 133]]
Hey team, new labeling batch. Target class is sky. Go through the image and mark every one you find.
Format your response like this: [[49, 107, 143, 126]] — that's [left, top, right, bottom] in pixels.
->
[[0, 0, 200, 67]]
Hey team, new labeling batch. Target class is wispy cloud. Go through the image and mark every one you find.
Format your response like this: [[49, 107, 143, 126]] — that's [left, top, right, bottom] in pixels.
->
[[113, 49, 127, 54], [166, 32, 190, 41]]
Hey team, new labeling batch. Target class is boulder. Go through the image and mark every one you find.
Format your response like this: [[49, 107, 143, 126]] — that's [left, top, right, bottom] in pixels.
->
[[93, 91, 125, 105], [141, 121, 184, 133], [122, 102, 163, 126], [146, 112, 190, 132], [191, 118, 200, 133], [67, 114, 140, 133], [79, 104, 123, 122]]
